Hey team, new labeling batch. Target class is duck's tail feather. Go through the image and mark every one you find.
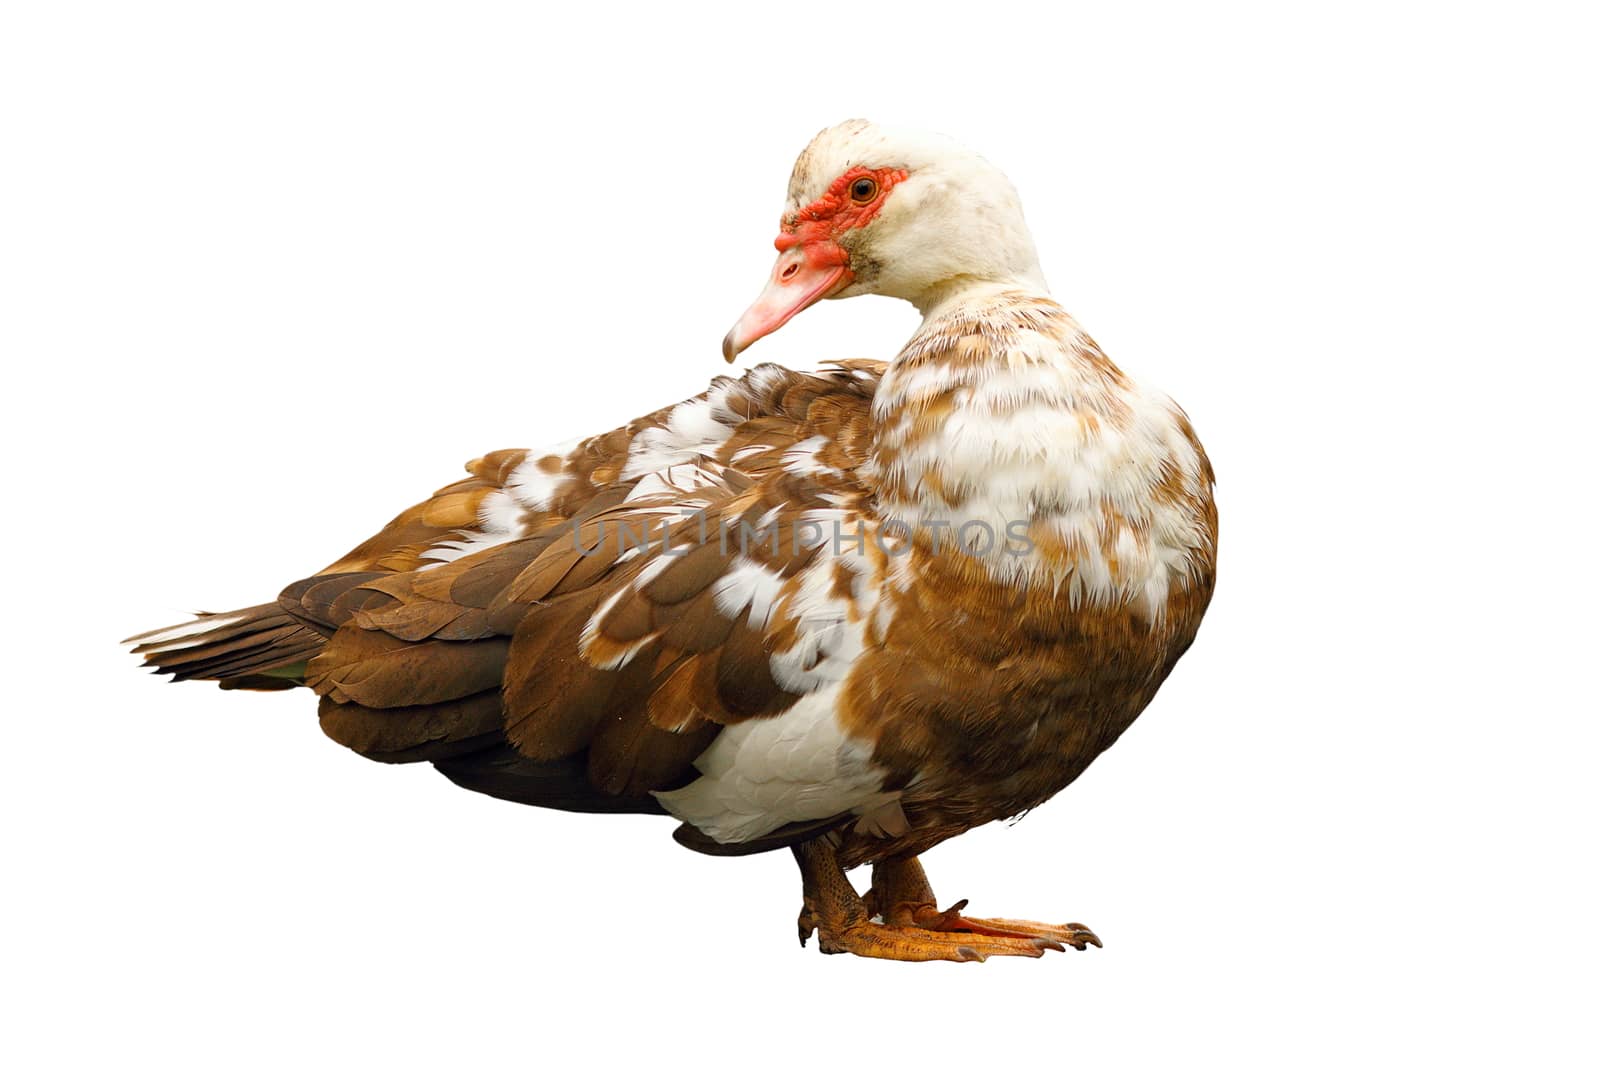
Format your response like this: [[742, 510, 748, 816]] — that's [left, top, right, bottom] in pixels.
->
[[125, 605, 326, 690]]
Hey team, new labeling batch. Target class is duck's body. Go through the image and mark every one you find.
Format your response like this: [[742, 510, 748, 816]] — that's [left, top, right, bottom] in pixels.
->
[[132, 121, 1216, 961]]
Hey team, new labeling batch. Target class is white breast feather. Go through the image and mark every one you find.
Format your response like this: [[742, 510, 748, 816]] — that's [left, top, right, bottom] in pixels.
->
[[876, 313, 1211, 611], [653, 689, 888, 844]]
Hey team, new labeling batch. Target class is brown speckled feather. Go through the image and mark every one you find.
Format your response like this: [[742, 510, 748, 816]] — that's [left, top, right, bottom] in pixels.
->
[[133, 363, 884, 833]]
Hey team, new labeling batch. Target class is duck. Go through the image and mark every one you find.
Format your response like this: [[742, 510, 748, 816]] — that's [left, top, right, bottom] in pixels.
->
[[129, 118, 1218, 962]]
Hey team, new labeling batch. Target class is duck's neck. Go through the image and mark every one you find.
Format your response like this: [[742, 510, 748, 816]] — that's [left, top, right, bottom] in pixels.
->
[[908, 272, 1051, 318]]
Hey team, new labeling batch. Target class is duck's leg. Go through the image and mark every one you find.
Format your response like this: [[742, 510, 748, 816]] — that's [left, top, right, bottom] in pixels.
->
[[864, 854, 1102, 951], [792, 839, 1065, 962]]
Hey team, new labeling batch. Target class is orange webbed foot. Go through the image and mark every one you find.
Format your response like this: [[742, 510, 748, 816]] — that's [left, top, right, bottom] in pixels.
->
[[862, 854, 1103, 954], [914, 900, 1103, 951], [819, 920, 1063, 962]]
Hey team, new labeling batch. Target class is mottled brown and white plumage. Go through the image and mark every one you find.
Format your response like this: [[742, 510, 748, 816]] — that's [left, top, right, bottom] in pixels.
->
[[130, 120, 1217, 961]]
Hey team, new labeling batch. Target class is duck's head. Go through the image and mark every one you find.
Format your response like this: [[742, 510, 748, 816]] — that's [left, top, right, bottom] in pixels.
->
[[723, 119, 1045, 362]]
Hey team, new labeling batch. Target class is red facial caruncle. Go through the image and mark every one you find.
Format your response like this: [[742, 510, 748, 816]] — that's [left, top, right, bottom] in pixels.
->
[[722, 165, 909, 362]]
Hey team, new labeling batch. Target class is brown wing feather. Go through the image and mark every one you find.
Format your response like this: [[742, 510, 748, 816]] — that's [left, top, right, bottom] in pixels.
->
[[132, 362, 885, 847], [306, 627, 510, 708], [317, 691, 504, 764]]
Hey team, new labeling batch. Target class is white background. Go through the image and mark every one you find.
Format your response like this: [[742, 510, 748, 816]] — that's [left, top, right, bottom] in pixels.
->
[[3, 2, 1595, 1063]]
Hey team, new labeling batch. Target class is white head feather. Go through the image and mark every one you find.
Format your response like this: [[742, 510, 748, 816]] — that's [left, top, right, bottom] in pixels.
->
[[784, 119, 1048, 309]]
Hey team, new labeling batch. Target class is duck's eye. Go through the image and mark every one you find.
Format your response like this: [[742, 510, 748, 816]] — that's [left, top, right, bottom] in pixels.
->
[[849, 177, 879, 204]]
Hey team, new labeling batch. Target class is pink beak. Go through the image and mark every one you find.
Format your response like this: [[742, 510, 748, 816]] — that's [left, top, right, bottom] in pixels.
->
[[722, 243, 850, 362]]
